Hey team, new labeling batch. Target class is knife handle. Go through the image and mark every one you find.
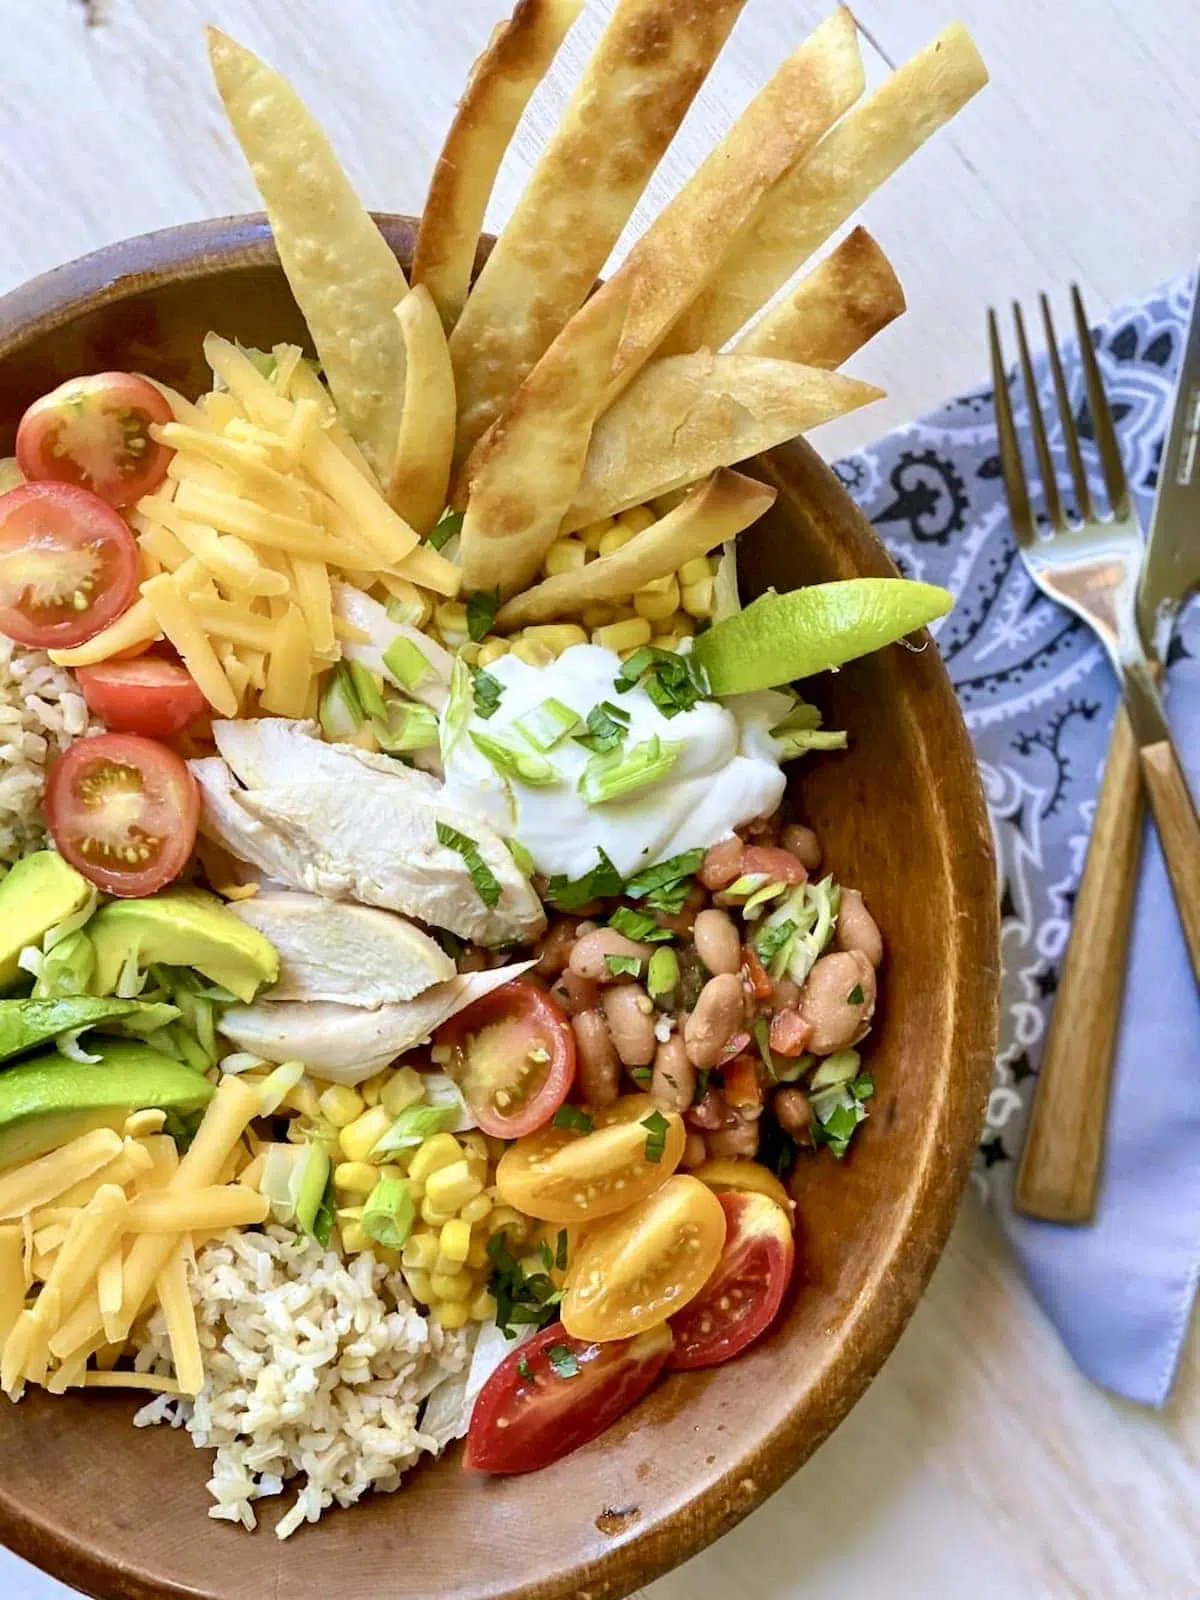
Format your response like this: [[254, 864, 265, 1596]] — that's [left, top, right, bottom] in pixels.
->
[[1015, 705, 1142, 1223], [1139, 739, 1200, 980]]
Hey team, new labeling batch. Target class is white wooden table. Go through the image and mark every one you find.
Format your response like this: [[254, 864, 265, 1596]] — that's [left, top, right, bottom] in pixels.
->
[[2, 2, 1199, 1595]]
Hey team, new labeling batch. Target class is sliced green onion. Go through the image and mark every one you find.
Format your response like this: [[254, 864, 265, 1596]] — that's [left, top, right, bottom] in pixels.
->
[[507, 837, 536, 878], [440, 655, 474, 759], [320, 662, 364, 740], [435, 821, 502, 909], [578, 735, 682, 805], [641, 1109, 669, 1164], [310, 1169, 337, 1247], [647, 946, 680, 1004], [372, 1101, 461, 1156], [374, 701, 440, 753], [362, 1178, 417, 1250], [775, 1050, 814, 1084], [385, 593, 426, 628], [383, 634, 433, 691], [809, 1050, 861, 1092], [722, 873, 771, 901], [470, 729, 559, 787], [258, 1059, 305, 1116], [552, 1106, 594, 1135], [514, 697, 580, 751], [346, 660, 387, 720], [770, 699, 848, 762], [751, 1017, 777, 1082], [605, 953, 642, 979], [428, 510, 464, 551]]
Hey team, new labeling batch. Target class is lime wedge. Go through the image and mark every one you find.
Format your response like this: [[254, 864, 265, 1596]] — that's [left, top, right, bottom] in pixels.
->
[[692, 579, 953, 695]]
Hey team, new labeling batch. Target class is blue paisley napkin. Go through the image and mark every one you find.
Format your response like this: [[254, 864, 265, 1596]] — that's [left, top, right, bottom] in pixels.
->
[[834, 273, 1200, 1406]]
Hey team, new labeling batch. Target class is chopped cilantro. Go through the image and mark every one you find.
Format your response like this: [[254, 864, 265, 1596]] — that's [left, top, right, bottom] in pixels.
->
[[625, 849, 705, 905], [629, 1067, 652, 1085], [754, 917, 797, 966], [641, 1109, 669, 1163], [552, 1106, 594, 1135], [435, 821, 501, 908], [517, 1357, 534, 1382], [608, 906, 673, 943], [428, 510, 464, 551], [555, 1228, 569, 1271], [605, 953, 643, 979], [613, 646, 711, 718], [545, 848, 624, 910], [487, 1232, 562, 1338], [466, 588, 500, 642], [751, 1015, 777, 1082], [574, 701, 631, 755], [547, 1345, 580, 1380], [847, 984, 865, 1005], [472, 668, 504, 720]]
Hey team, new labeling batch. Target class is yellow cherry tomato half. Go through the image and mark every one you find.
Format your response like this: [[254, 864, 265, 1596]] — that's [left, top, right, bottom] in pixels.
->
[[561, 1174, 727, 1342], [495, 1093, 685, 1224], [689, 1159, 794, 1215]]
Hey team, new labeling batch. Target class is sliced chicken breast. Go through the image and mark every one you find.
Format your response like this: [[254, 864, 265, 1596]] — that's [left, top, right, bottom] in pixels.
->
[[190, 758, 301, 886], [212, 718, 438, 792], [218, 960, 537, 1083], [230, 890, 454, 1006]]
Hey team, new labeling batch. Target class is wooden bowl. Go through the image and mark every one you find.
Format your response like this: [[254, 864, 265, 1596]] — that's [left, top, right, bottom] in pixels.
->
[[0, 217, 998, 1600]]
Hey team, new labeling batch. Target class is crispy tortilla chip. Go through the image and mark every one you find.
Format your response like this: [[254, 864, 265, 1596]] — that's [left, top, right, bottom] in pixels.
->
[[459, 283, 633, 596], [448, 0, 749, 469], [497, 469, 774, 627], [563, 353, 882, 531], [387, 287, 457, 535], [207, 29, 410, 477], [412, 0, 583, 333], [665, 24, 987, 354], [736, 227, 905, 367], [595, 7, 863, 407]]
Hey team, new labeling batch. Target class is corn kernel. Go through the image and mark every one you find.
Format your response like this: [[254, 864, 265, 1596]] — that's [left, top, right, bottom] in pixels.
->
[[459, 1192, 493, 1225], [651, 632, 682, 651], [484, 1205, 530, 1241], [476, 636, 510, 667], [430, 1270, 471, 1302], [431, 1300, 470, 1329], [358, 1069, 390, 1107], [459, 1132, 489, 1165], [469, 1288, 498, 1322], [434, 600, 469, 647], [404, 1266, 434, 1304], [380, 1067, 425, 1118], [467, 1235, 491, 1270], [681, 577, 715, 618], [592, 616, 652, 654], [283, 1082, 321, 1119], [374, 1246, 403, 1271], [667, 609, 695, 636], [318, 1084, 364, 1129], [580, 516, 614, 551], [677, 556, 711, 586], [543, 538, 587, 577], [425, 1159, 484, 1213], [407, 1177, 426, 1202], [510, 635, 556, 667], [402, 1230, 440, 1270], [421, 1197, 457, 1227], [439, 1218, 471, 1263], [524, 624, 587, 658], [597, 523, 638, 557], [634, 577, 680, 621], [334, 1161, 380, 1197], [581, 602, 617, 630], [341, 1221, 369, 1253], [408, 1133, 464, 1184], [619, 505, 657, 534], [338, 1105, 392, 1164]]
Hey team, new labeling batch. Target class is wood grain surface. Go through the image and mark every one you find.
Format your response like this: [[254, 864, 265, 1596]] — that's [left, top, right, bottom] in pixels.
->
[[2, 2, 1199, 1597], [1138, 739, 1200, 980]]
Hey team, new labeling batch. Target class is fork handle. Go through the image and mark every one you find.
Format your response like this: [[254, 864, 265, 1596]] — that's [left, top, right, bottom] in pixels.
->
[[1139, 739, 1200, 980], [1014, 706, 1143, 1223]]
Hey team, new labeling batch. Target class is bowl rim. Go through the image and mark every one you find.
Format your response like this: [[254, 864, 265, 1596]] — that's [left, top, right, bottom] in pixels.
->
[[0, 216, 1000, 1600]]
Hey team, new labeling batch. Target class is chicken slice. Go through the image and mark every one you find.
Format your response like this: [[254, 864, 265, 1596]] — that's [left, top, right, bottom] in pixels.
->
[[212, 717, 438, 792], [218, 960, 538, 1083], [190, 758, 301, 887], [229, 890, 454, 1006]]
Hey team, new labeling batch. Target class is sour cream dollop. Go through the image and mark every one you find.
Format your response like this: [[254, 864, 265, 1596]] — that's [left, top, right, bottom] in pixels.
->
[[440, 644, 786, 879]]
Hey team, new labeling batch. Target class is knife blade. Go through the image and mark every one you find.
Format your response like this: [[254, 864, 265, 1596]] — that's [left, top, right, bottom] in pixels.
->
[[1138, 264, 1200, 654]]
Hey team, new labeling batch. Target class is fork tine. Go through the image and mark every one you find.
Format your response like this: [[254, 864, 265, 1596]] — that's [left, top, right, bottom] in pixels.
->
[[1040, 293, 1095, 524], [1013, 301, 1065, 531], [988, 307, 1035, 548], [1070, 283, 1132, 518]]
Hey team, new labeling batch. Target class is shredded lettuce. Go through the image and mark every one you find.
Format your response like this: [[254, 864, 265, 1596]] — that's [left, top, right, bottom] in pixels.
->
[[754, 876, 841, 983], [770, 699, 848, 761]]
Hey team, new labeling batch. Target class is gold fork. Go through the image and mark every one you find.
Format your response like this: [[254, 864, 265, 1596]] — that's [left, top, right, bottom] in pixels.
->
[[989, 287, 1200, 1223]]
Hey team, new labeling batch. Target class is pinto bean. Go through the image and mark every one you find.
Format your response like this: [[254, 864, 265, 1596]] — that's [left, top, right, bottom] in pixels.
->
[[741, 845, 806, 886], [650, 1035, 695, 1112], [535, 917, 580, 978], [740, 809, 781, 846], [552, 969, 600, 1015], [681, 1131, 708, 1169], [771, 976, 802, 1011], [836, 888, 883, 967], [773, 1087, 812, 1140], [601, 983, 658, 1067], [781, 824, 822, 872], [683, 973, 746, 1068], [571, 1011, 621, 1107], [686, 1085, 727, 1131], [706, 1107, 760, 1160], [798, 951, 877, 1055], [699, 835, 745, 892], [457, 946, 488, 973], [692, 908, 742, 976], [569, 927, 653, 982]]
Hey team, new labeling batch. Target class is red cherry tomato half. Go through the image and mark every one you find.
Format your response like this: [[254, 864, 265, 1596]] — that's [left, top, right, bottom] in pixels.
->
[[46, 732, 199, 897], [464, 1320, 673, 1476], [16, 372, 174, 507], [75, 658, 208, 739], [0, 483, 138, 650], [667, 1190, 794, 1370], [436, 978, 575, 1138], [742, 845, 807, 887]]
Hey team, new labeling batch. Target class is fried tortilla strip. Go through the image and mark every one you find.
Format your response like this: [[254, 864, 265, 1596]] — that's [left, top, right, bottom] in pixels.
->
[[736, 227, 905, 368], [412, 0, 583, 333], [593, 7, 863, 407], [563, 353, 882, 531], [207, 29, 410, 477], [459, 282, 632, 596], [497, 469, 774, 628], [387, 286, 458, 534], [448, 0, 748, 468], [665, 24, 988, 354]]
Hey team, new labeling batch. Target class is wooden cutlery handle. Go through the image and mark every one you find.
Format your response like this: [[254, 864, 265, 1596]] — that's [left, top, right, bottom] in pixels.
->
[[1014, 706, 1143, 1224], [1139, 738, 1200, 981]]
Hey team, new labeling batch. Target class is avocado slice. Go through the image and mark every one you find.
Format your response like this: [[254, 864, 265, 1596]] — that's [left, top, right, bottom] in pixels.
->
[[0, 997, 182, 1067], [0, 852, 93, 990], [0, 1040, 214, 1168], [89, 888, 279, 1004]]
